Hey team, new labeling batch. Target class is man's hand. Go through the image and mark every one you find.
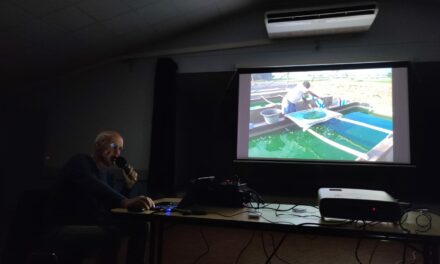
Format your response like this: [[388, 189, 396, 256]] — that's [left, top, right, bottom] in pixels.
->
[[121, 196, 155, 210], [122, 165, 138, 188]]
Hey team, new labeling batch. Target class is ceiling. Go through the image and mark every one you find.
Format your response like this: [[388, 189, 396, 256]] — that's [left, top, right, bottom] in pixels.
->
[[1, 0, 297, 82], [7, 0, 429, 82]]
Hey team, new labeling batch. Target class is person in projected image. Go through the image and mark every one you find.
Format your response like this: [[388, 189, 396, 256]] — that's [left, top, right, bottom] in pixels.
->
[[281, 80, 323, 115], [48, 131, 154, 264]]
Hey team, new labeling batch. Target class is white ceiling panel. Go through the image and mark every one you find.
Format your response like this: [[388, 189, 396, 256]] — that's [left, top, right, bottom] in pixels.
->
[[183, 3, 221, 26], [150, 15, 187, 37], [78, 0, 132, 21], [215, 0, 254, 14], [170, 0, 218, 13], [0, 2, 34, 30], [123, 0, 159, 9], [13, 18, 66, 45], [72, 23, 116, 45], [135, 0, 180, 25], [42, 6, 96, 33], [103, 10, 148, 35], [0, 30, 34, 54], [11, 0, 73, 17], [120, 26, 156, 45]]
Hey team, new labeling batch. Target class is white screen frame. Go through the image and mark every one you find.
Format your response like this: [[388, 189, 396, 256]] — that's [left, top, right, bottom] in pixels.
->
[[236, 63, 411, 164]]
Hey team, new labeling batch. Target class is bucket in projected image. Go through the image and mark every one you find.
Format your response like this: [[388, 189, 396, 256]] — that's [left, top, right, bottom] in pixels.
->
[[260, 108, 280, 124]]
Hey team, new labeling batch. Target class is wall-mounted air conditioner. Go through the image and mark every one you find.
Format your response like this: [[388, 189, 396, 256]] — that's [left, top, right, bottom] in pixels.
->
[[265, 2, 378, 39]]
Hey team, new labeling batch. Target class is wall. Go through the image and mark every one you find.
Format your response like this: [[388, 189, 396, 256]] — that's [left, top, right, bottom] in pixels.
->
[[36, 60, 155, 172]]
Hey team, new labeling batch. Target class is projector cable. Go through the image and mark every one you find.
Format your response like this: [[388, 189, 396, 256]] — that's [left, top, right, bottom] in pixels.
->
[[192, 227, 210, 264], [261, 232, 272, 264], [265, 233, 288, 264], [234, 231, 256, 264], [269, 233, 292, 264]]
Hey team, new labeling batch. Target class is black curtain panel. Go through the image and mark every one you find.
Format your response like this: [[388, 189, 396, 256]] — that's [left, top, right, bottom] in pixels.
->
[[148, 58, 178, 196]]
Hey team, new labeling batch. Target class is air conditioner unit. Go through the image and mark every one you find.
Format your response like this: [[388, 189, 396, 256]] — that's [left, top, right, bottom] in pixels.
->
[[265, 2, 378, 39]]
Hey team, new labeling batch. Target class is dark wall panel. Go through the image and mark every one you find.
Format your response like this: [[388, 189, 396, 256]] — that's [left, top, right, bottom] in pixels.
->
[[175, 72, 237, 190], [148, 58, 179, 196]]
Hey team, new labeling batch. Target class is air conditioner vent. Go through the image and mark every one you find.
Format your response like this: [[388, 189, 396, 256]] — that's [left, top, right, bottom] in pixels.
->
[[267, 4, 377, 22], [265, 3, 378, 38]]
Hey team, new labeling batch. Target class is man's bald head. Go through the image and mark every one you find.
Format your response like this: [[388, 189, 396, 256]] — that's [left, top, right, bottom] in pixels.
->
[[93, 131, 124, 167], [95, 131, 122, 146]]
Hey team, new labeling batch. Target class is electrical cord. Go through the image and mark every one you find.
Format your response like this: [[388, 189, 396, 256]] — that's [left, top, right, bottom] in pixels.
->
[[399, 208, 435, 234], [368, 240, 380, 264], [405, 243, 423, 254], [409, 250, 418, 264], [261, 231, 293, 264], [192, 227, 210, 264], [276, 213, 321, 218], [210, 210, 257, 218], [399, 212, 411, 233], [234, 231, 256, 264], [299, 220, 355, 227], [258, 214, 299, 225], [265, 233, 289, 264], [260, 232, 271, 264], [415, 211, 432, 233], [246, 202, 319, 218], [274, 204, 321, 218], [215, 205, 433, 264], [275, 205, 299, 212], [157, 197, 434, 264], [401, 242, 407, 264], [245, 203, 270, 210], [269, 233, 292, 264], [354, 221, 367, 264], [206, 203, 433, 264], [246, 187, 266, 206], [355, 238, 363, 264]]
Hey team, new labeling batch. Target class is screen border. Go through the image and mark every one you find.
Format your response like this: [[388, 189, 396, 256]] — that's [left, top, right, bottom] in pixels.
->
[[234, 60, 415, 168]]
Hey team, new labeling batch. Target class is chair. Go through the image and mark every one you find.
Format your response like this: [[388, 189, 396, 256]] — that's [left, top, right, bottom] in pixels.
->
[[2, 188, 129, 264], [2, 189, 59, 264]]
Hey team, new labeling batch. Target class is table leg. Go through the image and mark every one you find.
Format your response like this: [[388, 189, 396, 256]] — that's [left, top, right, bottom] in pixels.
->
[[149, 220, 164, 264]]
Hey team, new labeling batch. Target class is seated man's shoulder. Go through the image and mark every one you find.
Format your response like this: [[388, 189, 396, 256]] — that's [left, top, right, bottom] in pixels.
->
[[64, 154, 93, 169], [68, 153, 90, 162]]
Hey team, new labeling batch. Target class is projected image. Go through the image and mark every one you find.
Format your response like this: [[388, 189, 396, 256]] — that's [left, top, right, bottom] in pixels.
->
[[246, 68, 394, 162]]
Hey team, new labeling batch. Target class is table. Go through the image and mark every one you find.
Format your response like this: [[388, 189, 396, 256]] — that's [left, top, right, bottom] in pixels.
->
[[111, 198, 440, 264]]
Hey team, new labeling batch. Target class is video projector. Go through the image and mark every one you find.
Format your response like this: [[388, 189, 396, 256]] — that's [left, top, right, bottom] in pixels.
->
[[318, 188, 403, 222]]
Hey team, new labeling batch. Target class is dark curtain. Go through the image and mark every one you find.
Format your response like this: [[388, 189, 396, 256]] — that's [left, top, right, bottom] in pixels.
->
[[147, 58, 178, 196], [174, 72, 238, 190]]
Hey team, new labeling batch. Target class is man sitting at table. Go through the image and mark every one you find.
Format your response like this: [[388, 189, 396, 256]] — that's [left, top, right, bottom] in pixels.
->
[[48, 131, 155, 264]]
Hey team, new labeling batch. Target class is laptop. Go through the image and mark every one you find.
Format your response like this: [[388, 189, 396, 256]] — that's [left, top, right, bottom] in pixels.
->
[[154, 175, 250, 212], [152, 176, 215, 212]]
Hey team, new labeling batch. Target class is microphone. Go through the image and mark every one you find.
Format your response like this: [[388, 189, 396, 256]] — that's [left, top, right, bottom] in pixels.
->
[[113, 156, 130, 175]]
